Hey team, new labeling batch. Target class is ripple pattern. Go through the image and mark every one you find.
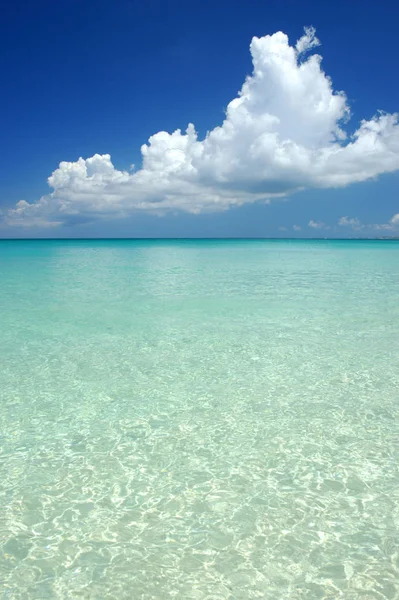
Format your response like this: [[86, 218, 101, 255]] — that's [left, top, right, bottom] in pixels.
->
[[0, 240, 399, 599]]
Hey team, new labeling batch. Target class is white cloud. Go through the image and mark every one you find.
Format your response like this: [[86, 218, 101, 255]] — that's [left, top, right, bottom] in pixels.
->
[[3, 27, 399, 228], [293, 224, 302, 231], [308, 220, 325, 229], [338, 216, 363, 229], [337, 213, 399, 231], [295, 26, 320, 55], [373, 223, 395, 231], [1, 200, 62, 228]]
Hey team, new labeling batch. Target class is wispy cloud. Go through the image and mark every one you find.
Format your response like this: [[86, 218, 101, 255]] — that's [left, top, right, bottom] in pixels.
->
[[338, 216, 362, 228], [337, 213, 399, 232]]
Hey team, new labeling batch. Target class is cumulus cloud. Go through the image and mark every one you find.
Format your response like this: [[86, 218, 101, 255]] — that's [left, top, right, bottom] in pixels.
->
[[308, 220, 325, 229], [4, 27, 399, 228]]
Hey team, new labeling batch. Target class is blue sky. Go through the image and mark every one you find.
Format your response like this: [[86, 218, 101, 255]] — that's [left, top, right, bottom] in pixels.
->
[[0, 0, 398, 238]]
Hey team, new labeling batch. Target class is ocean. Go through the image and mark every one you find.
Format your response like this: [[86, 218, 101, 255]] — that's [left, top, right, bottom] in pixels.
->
[[1, 239, 398, 599]]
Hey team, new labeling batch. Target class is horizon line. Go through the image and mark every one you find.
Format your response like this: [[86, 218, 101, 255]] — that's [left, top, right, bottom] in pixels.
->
[[1, 237, 399, 242]]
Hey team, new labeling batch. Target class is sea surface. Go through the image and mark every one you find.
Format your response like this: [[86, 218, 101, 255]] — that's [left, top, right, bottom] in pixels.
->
[[0, 239, 399, 599]]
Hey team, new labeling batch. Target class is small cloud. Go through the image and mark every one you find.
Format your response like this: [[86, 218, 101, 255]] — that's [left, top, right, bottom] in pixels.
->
[[374, 223, 394, 231], [338, 216, 362, 228], [375, 213, 399, 229], [293, 224, 301, 231], [337, 213, 399, 232], [296, 26, 321, 55], [278, 226, 288, 231], [308, 220, 325, 229]]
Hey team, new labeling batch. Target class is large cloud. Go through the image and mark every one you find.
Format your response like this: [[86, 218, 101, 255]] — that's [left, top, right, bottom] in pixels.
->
[[4, 27, 399, 228]]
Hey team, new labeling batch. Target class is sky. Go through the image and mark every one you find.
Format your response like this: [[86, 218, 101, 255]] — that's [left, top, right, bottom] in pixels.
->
[[0, 0, 398, 238]]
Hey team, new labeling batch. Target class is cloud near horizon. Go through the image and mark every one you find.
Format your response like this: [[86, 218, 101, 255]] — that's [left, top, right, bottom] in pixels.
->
[[4, 26, 399, 228], [338, 213, 399, 231]]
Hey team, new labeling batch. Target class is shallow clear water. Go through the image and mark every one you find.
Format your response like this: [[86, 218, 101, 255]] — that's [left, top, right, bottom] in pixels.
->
[[1, 239, 399, 599]]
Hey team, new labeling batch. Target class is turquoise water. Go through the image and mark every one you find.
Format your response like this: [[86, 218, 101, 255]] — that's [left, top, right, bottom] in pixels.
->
[[1, 239, 399, 599]]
